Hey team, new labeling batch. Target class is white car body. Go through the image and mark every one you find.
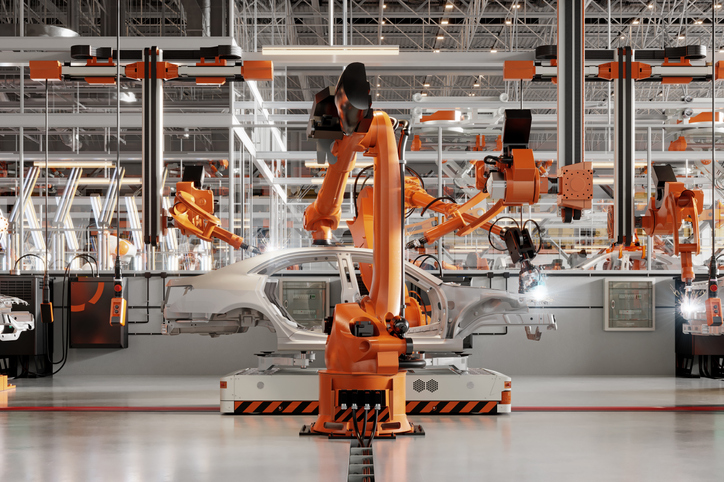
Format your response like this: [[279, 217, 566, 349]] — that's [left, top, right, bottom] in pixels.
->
[[163, 247, 556, 352]]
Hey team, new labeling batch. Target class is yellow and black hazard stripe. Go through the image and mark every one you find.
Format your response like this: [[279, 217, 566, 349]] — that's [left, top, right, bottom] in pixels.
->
[[233, 401, 319, 415], [334, 407, 391, 423], [405, 401, 498, 415], [232, 400, 498, 415]]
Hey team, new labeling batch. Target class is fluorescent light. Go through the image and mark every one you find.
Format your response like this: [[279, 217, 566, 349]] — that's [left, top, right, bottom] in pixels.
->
[[434, 50, 440, 53], [647, 3, 654, 8], [441, 20, 449, 25], [632, 19, 640, 25], [445, 3, 453, 9], [305, 160, 373, 169], [505, 19, 512, 25], [423, 82, 430, 87], [490, 49, 497, 53], [437, 35, 445, 40], [262, 45, 399, 56], [119, 92, 136, 103], [78, 178, 142, 186], [32, 161, 115, 169], [695, 19, 703, 25], [678, 34, 685, 39], [591, 161, 647, 168], [421, 92, 428, 96], [473, 82, 480, 87]]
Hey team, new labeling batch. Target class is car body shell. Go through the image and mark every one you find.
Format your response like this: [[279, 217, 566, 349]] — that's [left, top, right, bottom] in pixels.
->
[[163, 247, 556, 352]]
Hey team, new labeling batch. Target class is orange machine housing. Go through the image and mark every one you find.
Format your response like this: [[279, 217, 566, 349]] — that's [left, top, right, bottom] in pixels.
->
[[640, 182, 703, 284], [169, 181, 246, 249], [310, 112, 416, 438]]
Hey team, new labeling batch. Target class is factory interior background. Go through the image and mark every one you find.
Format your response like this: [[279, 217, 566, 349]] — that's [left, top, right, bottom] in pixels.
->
[[1, 1, 724, 481]]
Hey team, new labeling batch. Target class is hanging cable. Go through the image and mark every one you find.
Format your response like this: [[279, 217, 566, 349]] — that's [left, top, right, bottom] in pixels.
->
[[413, 254, 444, 279], [488, 216, 520, 252], [39, 79, 53, 324], [420, 196, 457, 217]]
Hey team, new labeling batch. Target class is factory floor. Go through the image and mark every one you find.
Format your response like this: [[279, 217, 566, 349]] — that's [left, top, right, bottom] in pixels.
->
[[2, 376, 724, 481]]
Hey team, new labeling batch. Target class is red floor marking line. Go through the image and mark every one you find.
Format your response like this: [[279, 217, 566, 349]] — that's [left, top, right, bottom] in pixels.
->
[[0, 406, 220, 412], [513, 406, 724, 412]]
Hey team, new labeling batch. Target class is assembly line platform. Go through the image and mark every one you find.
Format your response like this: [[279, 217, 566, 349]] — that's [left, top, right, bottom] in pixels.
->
[[1, 376, 724, 481]]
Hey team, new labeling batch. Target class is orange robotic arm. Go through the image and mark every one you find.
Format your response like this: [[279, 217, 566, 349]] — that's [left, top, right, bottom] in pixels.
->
[[304, 63, 423, 440], [639, 165, 704, 284], [170, 181, 258, 253]]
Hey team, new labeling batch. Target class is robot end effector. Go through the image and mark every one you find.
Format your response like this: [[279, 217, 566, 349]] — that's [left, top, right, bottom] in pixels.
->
[[303, 63, 374, 244], [169, 167, 260, 254]]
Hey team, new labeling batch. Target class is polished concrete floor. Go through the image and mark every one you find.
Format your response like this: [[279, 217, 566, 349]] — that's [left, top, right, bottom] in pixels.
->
[[2, 376, 724, 481]]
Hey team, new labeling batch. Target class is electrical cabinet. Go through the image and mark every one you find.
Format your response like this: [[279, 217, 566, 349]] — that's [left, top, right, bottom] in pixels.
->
[[604, 278, 655, 331], [69, 276, 128, 348]]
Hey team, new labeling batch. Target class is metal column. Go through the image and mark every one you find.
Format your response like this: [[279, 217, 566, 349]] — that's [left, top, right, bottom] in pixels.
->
[[142, 47, 163, 251], [556, 0, 585, 222], [614, 47, 636, 246]]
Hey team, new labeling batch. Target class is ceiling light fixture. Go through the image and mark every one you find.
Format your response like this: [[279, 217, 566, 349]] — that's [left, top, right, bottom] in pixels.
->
[[647, 2, 654, 8], [441, 20, 449, 25], [445, 3, 453, 9], [262, 45, 399, 56], [473, 82, 480, 87], [421, 92, 428, 96], [505, 19, 512, 25], [490, 49, 498, 53], [78, 178, 142, 186], [32, 161, 115, 169], [678, 34, 686, 39], [434, 49, 440, 53], [423, 83, 430, 87], [632, 19, 640, 25], [695, 19, 703, 24], [437, 35, 445, 40]]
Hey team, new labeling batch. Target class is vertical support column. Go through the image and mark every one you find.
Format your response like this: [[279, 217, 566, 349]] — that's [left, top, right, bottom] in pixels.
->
[[342, 0, 348, 46], [101, 0, 125, 36], [18, 64, 25, 264], [228, 85, 236, 265], [142, 47, 163, 255], [556, 0, 586, 222], [329, 0, 335, 46], [614, 47, 635, 246], [437, 127, 443, 271], [646, 127, 652, 269], [67, 0, 80, 33]]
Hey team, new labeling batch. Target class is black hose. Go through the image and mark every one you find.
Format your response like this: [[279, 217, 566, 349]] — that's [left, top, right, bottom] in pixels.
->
[[352, 165, 374, 218], [483, 155, 500, 165], [488, 216, 520, 252], [413, 254, 443, 279], [361, 407, 369, 444], [398, 358, 427, 369], [352, 408, 362, 445], [420, 196, 457, 217], [523, 219, 544, 254], [406, 166, 425, 190], [366, 408, 379, 447], [12, 253, 46, 272]]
